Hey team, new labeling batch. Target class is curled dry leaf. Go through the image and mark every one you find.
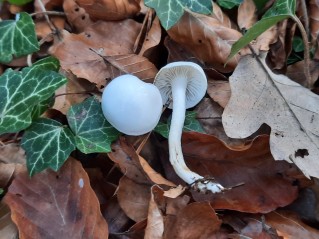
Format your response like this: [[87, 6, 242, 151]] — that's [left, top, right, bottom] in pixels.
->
[[168, 11, 242, 73], [237, 0, 257, 30], [63, 0, 94, 32], [222, 53, 319, 179], [50, 19, 141, 88], [265, 211, 319, 239], [160, 132, 299, 213], [309, 0, 319, 43], [75, 0, 141, 21], [4, 158, 109, 238]]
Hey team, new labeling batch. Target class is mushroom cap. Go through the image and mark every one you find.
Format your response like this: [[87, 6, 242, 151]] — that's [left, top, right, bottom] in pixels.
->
[[101, 74, 162, 136], [154, 61, 207, 109]]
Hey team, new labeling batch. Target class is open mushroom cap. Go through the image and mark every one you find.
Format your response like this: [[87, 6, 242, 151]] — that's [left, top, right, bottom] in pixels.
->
[[154, 61, 208, 109]]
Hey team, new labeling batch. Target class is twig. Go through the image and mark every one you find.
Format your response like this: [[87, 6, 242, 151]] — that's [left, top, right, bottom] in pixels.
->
[[30, 11, 66, 17], [36, 0, 56, 32], [292, 15, 312, 87]]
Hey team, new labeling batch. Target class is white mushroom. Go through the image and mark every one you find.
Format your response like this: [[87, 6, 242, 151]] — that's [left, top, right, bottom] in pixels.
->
[[101, 74, 162, 136], [154, 62, 225, 193]]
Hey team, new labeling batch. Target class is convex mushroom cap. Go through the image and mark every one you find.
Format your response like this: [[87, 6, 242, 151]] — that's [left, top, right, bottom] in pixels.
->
[[154, 61, 207, 108], [101, 74, 162, 136]]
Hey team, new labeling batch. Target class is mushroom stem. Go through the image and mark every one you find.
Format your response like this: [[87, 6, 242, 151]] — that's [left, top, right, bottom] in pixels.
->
[[169, 77, 225, 193]]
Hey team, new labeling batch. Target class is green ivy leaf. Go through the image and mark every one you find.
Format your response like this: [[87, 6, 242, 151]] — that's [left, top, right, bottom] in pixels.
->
[[21, 118, 76, 176], [217, 0, 242, 9], [183, 111, 205, 133], [292, 36, 304, 52], [0, 188, 3, 195], [0, 57, 67, 134], [31, 95, 55, 120], [144, 0, 212, 30], [154, 111, 204, 138], [228, 0, 296, 61], [67, 97, 120, 154], [253, 0, 269, 11], [7, 0, 33, 5], [0, 12, 39, 63]]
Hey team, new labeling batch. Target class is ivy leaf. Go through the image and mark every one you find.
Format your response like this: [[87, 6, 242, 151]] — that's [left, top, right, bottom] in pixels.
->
[[144, 0, 212, 30], [228, 0, 296, 61], [7, 0, 33, 5], [292, 36, 304, 52], [21, 118, 76, 176], [67, 97, 120, 154], [154, 111, 204, 138], [253, 0, 269, 11], [0, 57, 67, 134], [0, 12, 39, 63], [183, 111, 205, 133], [217, 0, 243, 9], [31, 95, 55, 120]]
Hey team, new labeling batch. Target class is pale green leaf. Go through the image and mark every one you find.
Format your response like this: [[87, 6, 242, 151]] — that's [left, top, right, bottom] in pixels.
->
[[228, 0, 296, 61], [67, 97, 120, 154], [21, 118, 76, 176], [0, 57, 67, 134], [217, 0, 242, 9], [0, 12, 39, 63], [144, 0, 212, 30]]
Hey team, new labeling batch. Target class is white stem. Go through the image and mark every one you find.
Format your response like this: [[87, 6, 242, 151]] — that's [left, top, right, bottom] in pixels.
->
[[169, 77, 225, 193]]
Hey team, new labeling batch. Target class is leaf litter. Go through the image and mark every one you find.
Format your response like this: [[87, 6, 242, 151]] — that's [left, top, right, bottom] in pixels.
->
[[1, 0, 319, 238]]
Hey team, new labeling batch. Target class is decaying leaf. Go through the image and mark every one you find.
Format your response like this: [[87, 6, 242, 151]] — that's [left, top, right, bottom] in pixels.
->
[[237, 0, 257, 30], [168, 10, 242, 73], [265, 211, 319, 239], [309, 0, 319, 43], [75, 0, 141, 21], [4, 158, 109, 238], [160, 132, 299, 213], [0, 201, 18, 239], [222, 53, 319, 179]]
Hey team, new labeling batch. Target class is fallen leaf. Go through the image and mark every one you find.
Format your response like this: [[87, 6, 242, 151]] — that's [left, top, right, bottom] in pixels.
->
[[207, 80, 231, 108], [265, 211, 319, 239], [168, 10, 242, 73], [116, 176, 150, 222], [286, 60, 319, 87], [0, 144, 25, 164], [4, 158, 109, 238], [309, 0, 319, 44], [34, 0, 63, 11], [163, 202, 223, 239], [237, 0, 257, 30], [0, 201, 18, 239], [63, 0, 94, 32], [50, 19, 141, 88], [35, 17, 65, 42], [160, 132, 299, 213], [0, 163, 25, 188], [222, 53, 319, 179], [75, 0, 141, 21]]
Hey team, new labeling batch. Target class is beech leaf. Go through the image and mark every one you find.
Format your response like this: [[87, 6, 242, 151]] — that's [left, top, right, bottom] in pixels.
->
[[228, 0, 296, 61], [144, 0, 212, 30], [0, 57, 67, 134], [3, 158, 109, 238], [67, 97, 120, 154], [21, 118, 76, 176], [222, 53, 319, 179], [0, 12, 39, 63]]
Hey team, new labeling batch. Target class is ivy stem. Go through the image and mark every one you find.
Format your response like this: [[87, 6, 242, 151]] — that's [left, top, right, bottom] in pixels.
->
[[300, 0, 309, 37], [292, 15, 312, 88]]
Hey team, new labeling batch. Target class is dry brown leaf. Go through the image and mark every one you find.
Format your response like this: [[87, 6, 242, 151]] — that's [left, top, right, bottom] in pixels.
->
[[50, 19, 141, 88], [309, 0, 319, 44], [0, 201, 18, 239], [144, 186, 164, 239], [0, 144, 25, 164], [34, 0, 63, 11], [168, 11, 242, 73], [207, 80, 231, 108], [63, 0, 94, 32], [265, 211, 319, 239], [4, 158, 109, 239], [286, 60, 319, 87], [0, 163, 25, 189], [53, 70, 98, 114], [237, 0, 257, 30], [35, 17, 65, 42], [116, 176, 150, 222], [211, 1, 233, 28], [75, 0, 141, 21], [223, 53, 319, 179], [163, 202, 223, 239], [160, 132, 299, 213]]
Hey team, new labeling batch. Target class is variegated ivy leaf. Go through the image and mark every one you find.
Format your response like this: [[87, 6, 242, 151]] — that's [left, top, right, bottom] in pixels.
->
[[0, 57, 67, 134], [154, 111, 204, 138], [67, 97, 120, 154], [144, 0, 212, 30], [0, 12, 39, 63], [21, 118, 76, 176]]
